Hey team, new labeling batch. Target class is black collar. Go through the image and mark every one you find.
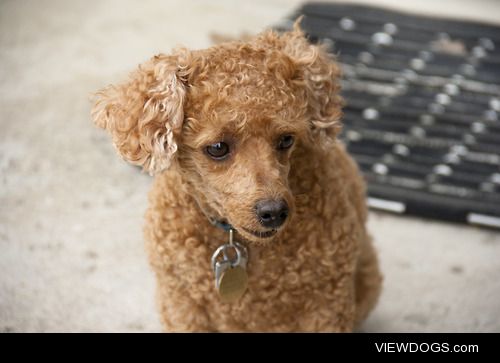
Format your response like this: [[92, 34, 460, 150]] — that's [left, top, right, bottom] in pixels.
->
[[210, 218, 233, 232]]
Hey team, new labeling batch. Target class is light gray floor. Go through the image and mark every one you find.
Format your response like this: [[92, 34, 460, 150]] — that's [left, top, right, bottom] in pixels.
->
[[1, 0, 499, 332]]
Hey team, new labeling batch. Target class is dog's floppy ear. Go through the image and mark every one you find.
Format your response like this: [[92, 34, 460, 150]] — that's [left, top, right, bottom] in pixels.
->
[[91, 51, 192, 175], [282, 20, 344, 145]]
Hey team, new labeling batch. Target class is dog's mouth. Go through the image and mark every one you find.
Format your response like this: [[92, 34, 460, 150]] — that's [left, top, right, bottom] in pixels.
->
[[241, 227, 278, 239]]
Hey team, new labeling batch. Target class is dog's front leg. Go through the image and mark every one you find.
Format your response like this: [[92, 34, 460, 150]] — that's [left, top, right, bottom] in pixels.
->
[[295, 274, 357, 332]]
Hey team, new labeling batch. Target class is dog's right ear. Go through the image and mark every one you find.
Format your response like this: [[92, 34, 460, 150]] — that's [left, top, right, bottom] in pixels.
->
[[91, 51, 192, 175]]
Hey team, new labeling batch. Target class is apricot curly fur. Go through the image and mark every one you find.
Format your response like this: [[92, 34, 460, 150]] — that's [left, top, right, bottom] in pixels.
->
[[92, 23, 382, 332]]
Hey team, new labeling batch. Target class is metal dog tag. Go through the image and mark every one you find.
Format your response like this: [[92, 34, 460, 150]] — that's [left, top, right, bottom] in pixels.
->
[[211, 230, 248, 303], [218, 266, 248, 303]]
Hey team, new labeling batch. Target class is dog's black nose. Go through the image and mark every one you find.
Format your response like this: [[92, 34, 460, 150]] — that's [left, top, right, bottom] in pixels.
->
[[255, 199, 289, 229]]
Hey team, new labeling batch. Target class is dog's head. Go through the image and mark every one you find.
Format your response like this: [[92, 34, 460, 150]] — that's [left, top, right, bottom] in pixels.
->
[[92, 23, 342, 243]]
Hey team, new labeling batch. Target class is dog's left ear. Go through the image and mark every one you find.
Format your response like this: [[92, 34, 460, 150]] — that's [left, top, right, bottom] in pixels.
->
[[281, 20, 344, 145], [91, 51, 192, 175]]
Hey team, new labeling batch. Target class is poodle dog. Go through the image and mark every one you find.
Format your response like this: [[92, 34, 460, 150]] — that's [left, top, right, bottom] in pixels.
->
[[91, 23, 382, 332]]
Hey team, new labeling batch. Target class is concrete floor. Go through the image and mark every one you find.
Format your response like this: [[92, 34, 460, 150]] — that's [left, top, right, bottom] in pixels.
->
[[1, 0, 499, 332]]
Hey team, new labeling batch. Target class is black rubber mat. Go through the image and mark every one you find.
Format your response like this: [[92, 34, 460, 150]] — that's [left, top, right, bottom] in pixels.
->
[[276, 3, 500, 229]]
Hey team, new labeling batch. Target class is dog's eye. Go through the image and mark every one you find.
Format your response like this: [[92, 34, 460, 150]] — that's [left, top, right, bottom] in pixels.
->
[[206, 142, 230, 160], [277, 135, 294, 150]]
